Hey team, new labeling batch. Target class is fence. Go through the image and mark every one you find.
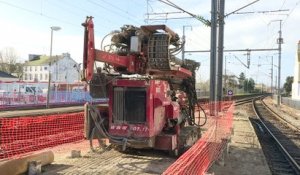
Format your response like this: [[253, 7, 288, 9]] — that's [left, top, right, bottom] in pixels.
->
[[282, 97, 300, 110], [0, 91, 106, 110], [0, 81, 107, 110], [0, 101, 234, 173], [0, 112, 85, 159], [163, 101, 234, 175]]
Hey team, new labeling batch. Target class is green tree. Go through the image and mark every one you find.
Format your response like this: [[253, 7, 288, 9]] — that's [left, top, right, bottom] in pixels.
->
[[283, 76, 293, 96], [226, 75, 238, 90], [248, 78, 255, 92], [238, 72, 246, 89], [244, 78, 255, 93], [243, 79, 249, 92]]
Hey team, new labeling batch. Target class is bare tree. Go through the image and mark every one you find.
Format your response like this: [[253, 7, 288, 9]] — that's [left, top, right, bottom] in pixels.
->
[[0, 47, 21, 75]]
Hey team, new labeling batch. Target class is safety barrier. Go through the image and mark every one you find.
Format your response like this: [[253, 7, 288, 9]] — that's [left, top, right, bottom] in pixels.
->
[[0, 101, 233, 171], [0, 91, 106, 110], [0, 112, 84, 159], [163, 102, 234, 175]]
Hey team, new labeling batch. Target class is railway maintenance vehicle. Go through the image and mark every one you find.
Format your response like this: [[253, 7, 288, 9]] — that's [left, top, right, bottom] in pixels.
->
[[82, 16, 203, 155]]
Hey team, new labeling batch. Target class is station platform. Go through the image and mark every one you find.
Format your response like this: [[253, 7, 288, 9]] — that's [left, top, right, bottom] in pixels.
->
[[208, 104, 271, 175]]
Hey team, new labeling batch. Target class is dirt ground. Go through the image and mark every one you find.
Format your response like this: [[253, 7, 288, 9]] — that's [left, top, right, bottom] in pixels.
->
[[42, 140, 175, 175], [41, 103, 273, 175], [41, 104, 271, 175], [208, 104, 271, 175], [264, 97, 300, 128], [16, 99, 292, 174]]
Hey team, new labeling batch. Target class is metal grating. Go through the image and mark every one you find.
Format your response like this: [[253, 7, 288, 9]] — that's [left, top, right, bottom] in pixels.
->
[[113, 87, 146, 124], [113, 87, 124, 122], [124, 88, 146, 123], [148, 34, 171, 70]]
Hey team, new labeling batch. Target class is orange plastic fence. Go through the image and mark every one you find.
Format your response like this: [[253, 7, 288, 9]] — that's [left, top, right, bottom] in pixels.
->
[[0, 112, 84, 159], [163, 102, 234, 175]]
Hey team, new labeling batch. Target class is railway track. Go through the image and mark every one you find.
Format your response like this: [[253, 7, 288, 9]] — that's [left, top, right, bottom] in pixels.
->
[[235, 95, 263, 106], [252, 96, 300, 175]]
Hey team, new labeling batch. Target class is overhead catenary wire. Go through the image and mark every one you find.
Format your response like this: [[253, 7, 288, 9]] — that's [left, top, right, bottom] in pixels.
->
[[87, 0, 143, 26], [157, 0, 211, 26], [282, 0, 300, 25], [231, 9, 289, 15], [225, 0, 260, 17], [98, 0, 143, 25], [58, 1, 115, 26], [0, 0, 111, 34], [0, 0, 80, 28]]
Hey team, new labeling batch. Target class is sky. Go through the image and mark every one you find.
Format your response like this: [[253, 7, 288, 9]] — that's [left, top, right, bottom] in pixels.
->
[[0, 0, 299, 87]]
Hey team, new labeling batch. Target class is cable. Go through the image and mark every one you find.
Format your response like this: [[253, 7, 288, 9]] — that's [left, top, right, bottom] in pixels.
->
[[283, 0, 300, 25], [59, 0, 114, 27], [88, 0, 143, 26], [99, 0, 143, 24], [0, 0, 79, 28], [195, 102, 207, 126], [88, 105, 148, 151], [157, 0, 211, 26], [280, 0, 287, 10]]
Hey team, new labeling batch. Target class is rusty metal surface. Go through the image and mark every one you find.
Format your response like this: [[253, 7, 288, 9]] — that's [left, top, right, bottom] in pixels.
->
[[140, 25, 177, 37], [147, 34, 171, 70], [155, 134, 177, 151]]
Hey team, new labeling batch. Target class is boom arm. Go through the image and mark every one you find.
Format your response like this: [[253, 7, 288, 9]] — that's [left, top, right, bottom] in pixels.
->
[[82, 17, 138, 81], [82, 16, 194, 81]]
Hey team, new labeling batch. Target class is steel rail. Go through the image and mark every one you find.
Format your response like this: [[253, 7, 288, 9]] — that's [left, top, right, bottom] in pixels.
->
[[252, 97, 300, 173], [234, 95, 264, 106], [260, 98, 300, 131]]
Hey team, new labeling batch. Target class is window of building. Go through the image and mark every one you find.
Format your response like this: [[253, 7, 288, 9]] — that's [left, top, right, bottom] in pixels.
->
[[35, 66, 37, 71], [34, 74, 38, 82], [40, 66, 42, 71], [30, 66, 32, 72], [40, 74, 43, 80], [29, 74, 32, 80], [24, 66, 27, 71], [45, 74, 48, 80], [44, 66, 48, 71], [24, 74, 27, 80]]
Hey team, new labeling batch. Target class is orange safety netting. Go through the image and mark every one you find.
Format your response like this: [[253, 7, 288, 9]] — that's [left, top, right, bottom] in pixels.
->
[[0, 112, 84, 159], [163, 101, 234, 175]]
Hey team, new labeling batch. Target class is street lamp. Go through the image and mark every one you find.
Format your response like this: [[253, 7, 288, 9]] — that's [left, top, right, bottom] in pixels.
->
[[182, 25, 192, 64], [46, 26, 61, 108]]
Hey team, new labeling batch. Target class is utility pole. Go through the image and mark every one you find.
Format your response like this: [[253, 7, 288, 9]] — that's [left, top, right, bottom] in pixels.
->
[[224, 56, 227, 93], [185, 48, 278, 53], [271, 56, 273, 93], [46, 26, 61, 108], [210, 0, 218, 114], [182, 25, 192, 64], [277, 20, 283, 106], [217, 0, 225, 103], [275, 74, 277, 92]]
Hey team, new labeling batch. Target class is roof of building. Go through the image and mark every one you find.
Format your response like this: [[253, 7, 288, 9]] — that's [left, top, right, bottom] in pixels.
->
[[24, 55, 64, 66], [0, 71, 17, 78]]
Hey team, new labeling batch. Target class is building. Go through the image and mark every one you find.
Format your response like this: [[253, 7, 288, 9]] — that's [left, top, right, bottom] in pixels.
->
[[23, 53, 80, 83], [0, 71, 18, 82], [292, 41, 300, 100]]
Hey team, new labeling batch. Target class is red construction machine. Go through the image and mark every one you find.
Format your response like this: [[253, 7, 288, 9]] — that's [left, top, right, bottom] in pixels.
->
[[82, 16, 202, 155]]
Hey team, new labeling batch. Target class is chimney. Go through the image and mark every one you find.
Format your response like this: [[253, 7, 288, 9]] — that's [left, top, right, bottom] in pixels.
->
[[62, 53, 70, 58], [28, 54, 41, 61]]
